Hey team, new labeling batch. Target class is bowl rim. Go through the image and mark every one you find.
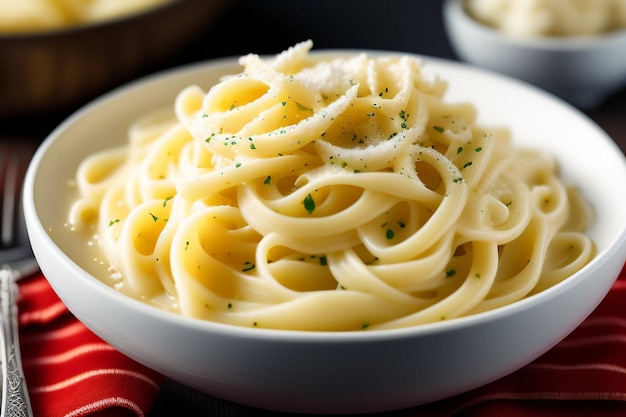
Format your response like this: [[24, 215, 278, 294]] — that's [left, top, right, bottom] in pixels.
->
[[24, 50, 626, 342], [444, 0, 626, 50], [0, 0, 199, 40]]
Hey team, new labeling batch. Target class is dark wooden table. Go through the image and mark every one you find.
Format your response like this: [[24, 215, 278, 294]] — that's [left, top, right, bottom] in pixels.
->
[[2, 1, 624, 415]]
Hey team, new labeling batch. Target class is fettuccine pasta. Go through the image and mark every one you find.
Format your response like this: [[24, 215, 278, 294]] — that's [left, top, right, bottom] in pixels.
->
[[68, 40, 595, 331]]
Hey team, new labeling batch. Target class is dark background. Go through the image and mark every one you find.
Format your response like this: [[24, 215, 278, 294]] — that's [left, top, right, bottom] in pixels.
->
[[198, 0, 456, 58]]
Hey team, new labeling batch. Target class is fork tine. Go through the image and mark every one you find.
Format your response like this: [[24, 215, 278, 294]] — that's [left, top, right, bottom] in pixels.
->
[[1, 153, 20, 248], [1, 144, 37, 270]]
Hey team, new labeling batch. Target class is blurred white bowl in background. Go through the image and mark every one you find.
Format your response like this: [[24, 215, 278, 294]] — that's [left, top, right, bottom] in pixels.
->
[[442, 0, 626, 109]]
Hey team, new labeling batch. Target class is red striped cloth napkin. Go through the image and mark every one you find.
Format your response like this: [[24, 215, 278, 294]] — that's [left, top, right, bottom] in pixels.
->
[[16, 263, 626, 416], [17, 273, 164, 417]]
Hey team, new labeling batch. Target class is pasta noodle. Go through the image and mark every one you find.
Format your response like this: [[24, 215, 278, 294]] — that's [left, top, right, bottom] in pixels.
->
[[68, 40, 595, 331]]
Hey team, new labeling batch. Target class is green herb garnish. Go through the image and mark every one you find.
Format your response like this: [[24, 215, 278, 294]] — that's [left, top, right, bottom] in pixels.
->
[[303, 193, 316, 214]]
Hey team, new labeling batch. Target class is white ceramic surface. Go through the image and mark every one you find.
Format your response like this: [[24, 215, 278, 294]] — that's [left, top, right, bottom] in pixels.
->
[[23, 52, 626, 414], [442, 0, 626, 109]]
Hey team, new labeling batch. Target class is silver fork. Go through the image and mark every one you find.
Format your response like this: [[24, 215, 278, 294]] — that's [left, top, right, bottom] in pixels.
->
[[0, 144, 38, 417]]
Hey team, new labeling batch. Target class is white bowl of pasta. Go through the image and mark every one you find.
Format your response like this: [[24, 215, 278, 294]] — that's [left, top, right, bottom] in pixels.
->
[[23, 41, 626, 414], [443, 0, 626, 110], [0, 0, 231, 119]]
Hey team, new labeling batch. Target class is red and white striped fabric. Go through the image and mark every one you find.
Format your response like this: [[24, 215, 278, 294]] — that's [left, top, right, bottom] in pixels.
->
[[18, 273, 164, 417], [16, 264, 626, 416]]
